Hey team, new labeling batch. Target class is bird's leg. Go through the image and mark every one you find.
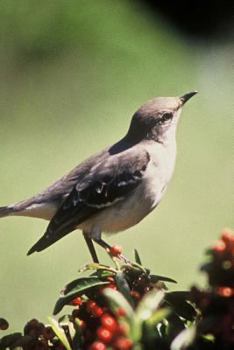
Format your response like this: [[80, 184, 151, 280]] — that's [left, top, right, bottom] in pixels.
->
[[82, 231, 99, 263], [93, 237, 112, 250], [89, 228, 130, 263], [92, 236, 131, 264]]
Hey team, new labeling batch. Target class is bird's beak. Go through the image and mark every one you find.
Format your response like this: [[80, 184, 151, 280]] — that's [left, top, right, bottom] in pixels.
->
[[180, 91, 198, 105]]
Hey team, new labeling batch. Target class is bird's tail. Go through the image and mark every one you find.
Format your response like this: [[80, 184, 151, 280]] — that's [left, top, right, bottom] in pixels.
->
[[0, 206, 15, 218], [27, 225, 74, 255]]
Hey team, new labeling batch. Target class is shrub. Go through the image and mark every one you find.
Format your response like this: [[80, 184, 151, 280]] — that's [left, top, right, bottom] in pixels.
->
[[0, 229, 233, 350]]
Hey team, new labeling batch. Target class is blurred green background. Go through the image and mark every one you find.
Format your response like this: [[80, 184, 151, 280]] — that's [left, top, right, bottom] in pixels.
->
[[0, 0, 233, 331]]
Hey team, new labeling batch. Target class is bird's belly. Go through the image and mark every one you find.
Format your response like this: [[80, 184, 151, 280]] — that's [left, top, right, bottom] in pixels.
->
[[80, 148, 175, 234], [80, 178, 167, 234]]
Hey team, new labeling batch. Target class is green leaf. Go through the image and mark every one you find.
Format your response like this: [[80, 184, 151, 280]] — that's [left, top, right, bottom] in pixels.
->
[[58, 314, 70, 323], [166, 313, 186, 338], [54, 278, 108, 315], [134, 249, 142, 265], [142, 307, 171, 346], [64, 276, 107, 295], [136, 290, 165, 322], [170, 326, 196, 350], [131, 290, 165, 344], [79, 263, 116, 274], [115, 272, 133, 306], [103, 288, 142, 343], [103, 288, 134, 319], [166, 291, 192, 300], [150, 274, 177, 284], [72, 333, 83, 350], [202, 334, 215, 342], [72, 319, 84, 350], [0, 333, 22, 350], [165, 291, 196, 321], [147, 307, 171, 326], [48, 317, 72, 350], [90, 270, 115, 279]]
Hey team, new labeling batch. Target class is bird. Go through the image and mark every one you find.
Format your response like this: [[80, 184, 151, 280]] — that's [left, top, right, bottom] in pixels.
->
[[0, 91, 197, 262]]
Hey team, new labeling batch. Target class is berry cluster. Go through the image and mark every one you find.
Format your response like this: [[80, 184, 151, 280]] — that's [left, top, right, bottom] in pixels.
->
[[1, 231, 233, 350], [206, 228, 234, 288], [191, 229, 234, 347], [70, 290, 133, 350], [59, 245, 171, 349], [0, 318, 64, 350], [23, 319, 58, 350]]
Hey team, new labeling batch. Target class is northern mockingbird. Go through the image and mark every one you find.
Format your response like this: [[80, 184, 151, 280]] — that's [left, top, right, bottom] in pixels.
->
[[0, 92, 197, 262]]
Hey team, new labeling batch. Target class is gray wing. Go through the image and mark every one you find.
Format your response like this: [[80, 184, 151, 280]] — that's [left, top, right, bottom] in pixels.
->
[[14, 148, 108, 212], [15, 138, 131, 210], [27, 149, 150, 254], [40, 151, 108, 202]]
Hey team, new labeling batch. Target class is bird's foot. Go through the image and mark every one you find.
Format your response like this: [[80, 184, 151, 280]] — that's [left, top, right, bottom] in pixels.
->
[[106, 245, 131, 264]]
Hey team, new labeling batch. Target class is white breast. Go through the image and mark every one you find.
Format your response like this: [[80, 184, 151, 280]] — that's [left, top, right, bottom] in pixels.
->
[[80, 141, 177, 234]]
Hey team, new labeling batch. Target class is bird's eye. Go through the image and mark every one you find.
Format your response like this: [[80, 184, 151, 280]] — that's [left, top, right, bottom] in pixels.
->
[[161, 112, 173, 122]]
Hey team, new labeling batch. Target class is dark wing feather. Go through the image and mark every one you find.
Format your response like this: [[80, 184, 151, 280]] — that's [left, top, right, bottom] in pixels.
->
[[27, 150, 150, 254]]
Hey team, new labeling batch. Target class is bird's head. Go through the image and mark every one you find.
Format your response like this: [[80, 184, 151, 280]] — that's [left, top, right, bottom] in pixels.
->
[[126, 91, 197, 144]]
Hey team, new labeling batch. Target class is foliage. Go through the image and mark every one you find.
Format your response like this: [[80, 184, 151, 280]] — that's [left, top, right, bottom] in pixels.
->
[[0, 229, 233, 350]]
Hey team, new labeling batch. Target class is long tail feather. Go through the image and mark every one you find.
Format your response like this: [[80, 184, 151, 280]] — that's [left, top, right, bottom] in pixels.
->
[[27, 225, 75, 255], [0, 206, 14, 218]]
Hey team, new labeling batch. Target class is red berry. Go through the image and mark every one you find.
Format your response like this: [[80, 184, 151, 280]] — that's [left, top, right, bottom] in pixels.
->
[[87, 300, 97, 311], [89, 341, 106, 350], [79, 320, 86, 329], [117, 322, 130, 336], [130, 290, 141, 300], [93, 305, 104, 317], [114, 337, 133, 350], [101, 314, 117, 332], [0, 318, 9, 330], [97, 327, 112, 344], [108, 283, 117, 290], [43, 326, 55, 340], [107, 276, 115, 282], [109, 245, 123, 257], [221, 229, 234, 253], [100, 283, 117, 294], [216, 287, 234, 297], [116, 308, 126, 317], [71, 296, 83, 306], [86, 300, 103, 317], [221, 229, 234, 243], [213, 240, 226, 253]]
